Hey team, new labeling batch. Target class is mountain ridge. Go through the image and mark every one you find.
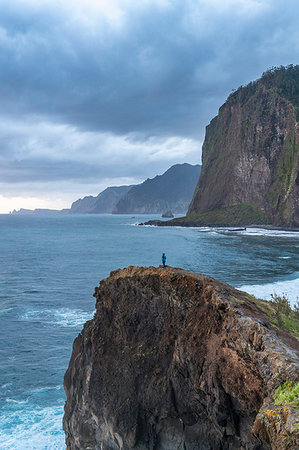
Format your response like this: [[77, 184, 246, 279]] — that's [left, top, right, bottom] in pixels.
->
[[11, 163, 200, 216], [113, 163, 201, 214]]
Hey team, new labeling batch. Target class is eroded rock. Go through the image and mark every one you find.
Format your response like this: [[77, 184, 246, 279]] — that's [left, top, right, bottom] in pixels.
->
[[63, 266, 299, 449]]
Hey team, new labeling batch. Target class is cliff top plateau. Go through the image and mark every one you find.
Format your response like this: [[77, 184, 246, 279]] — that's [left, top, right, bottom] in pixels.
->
[[64, 266, 299, 449]]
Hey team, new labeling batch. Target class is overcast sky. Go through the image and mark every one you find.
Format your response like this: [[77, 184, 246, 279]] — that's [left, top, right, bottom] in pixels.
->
[[0, 0, 298, 212]]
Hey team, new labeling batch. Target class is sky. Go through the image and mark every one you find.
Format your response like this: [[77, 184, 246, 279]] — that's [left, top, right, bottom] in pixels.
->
[[0, 0, 299, 212]]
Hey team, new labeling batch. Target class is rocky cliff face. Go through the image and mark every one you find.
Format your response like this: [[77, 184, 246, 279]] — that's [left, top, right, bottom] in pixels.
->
[[63, 266, 299, 449], [189, 65, 299, 227]]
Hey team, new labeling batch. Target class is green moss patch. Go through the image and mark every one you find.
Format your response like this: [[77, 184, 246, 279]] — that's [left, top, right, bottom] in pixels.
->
[[273, 381, 299, 408]]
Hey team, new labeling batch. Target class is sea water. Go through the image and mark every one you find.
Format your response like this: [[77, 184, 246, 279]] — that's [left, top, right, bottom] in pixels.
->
[[0, 214, 298, 449]]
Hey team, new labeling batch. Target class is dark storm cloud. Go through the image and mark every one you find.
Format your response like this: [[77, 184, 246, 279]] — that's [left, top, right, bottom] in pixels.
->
[[0, 0, 298, 139], [0, 0, 299, 208], [0, 158, 100, 183]]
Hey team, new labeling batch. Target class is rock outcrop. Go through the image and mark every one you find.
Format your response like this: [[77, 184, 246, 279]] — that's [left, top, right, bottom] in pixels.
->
[[188, 65, 299, 227], [113, 164, 201, 214], [161, 210, 174, 218], [63, 266, 299, 449]]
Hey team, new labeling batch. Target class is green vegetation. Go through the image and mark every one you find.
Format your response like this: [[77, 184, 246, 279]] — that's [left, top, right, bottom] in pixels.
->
[[261, 65, 299, 121], [273, 381, 299, 408], [227, 65, 299, 120], [246, 293, 299, 340], [229, 295, 244, 305], [173, 203, 269, 227], [267, 132, 299, 223]]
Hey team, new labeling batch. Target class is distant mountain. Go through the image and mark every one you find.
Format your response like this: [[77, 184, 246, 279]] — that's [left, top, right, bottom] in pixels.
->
[[11, 163, 201, 216], [70, 185, 134, 213], [11, 208, 67, 215], [113, 163, 201, 214]]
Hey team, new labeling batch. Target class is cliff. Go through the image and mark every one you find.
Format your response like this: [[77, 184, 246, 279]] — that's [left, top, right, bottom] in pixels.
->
[[70, 186, 134, 214], [187, 65, 299, 227], [113, 164, 201, 214], [63, 266, 299, 449]]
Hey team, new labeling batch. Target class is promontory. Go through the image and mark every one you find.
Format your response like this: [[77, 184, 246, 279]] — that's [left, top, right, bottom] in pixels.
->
[[147, 65, 299, 228], [63, 266, 299, 449]]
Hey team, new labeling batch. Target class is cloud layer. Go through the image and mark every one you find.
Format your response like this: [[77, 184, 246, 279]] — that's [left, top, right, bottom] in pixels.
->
[[0, 0, 299, 211]]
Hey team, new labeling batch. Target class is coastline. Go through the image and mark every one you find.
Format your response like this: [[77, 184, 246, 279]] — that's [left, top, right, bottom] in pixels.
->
[[142, 219, 299, 233]]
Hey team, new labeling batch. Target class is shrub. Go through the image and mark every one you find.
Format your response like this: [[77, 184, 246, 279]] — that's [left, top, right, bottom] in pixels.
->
[[273, 381, 299, 408], [270, 292, 292, 315]]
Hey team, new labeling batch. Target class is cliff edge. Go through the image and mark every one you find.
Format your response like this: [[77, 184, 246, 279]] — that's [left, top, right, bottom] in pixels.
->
[[63, 266, 299, 449]]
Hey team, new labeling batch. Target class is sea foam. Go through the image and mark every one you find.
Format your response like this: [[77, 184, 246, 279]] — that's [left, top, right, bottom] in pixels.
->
[[21, 307, 93, 328], [0, 404, 65, 450], [238, 275, 299, 306]]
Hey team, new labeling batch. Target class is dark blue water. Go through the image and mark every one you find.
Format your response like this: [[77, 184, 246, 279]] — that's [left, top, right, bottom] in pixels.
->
[[0, 214, 298, 449]]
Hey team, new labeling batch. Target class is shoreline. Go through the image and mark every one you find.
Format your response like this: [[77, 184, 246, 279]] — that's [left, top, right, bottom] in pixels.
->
[[141, 220, 299, 232]]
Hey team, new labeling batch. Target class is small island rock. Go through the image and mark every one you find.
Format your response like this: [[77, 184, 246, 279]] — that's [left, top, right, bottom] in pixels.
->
[[162, 210, 174, 218]]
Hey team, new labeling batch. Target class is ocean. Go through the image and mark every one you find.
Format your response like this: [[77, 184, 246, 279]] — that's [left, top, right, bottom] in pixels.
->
[[0, 214, 298, 449]]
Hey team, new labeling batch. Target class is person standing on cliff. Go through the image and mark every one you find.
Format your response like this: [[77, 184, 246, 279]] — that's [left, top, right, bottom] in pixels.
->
[[162, 253, 166, 268]]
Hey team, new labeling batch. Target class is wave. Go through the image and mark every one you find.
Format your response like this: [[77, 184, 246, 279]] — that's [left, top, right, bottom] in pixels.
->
[[238, 276, 299, 306], [232, 227, 299, 238], [0, 404, 65, 450], [0, 307, 13, 315], [21, 307, 93, 328], [28, 385, 63, 395], [6, 398, 29, 405]]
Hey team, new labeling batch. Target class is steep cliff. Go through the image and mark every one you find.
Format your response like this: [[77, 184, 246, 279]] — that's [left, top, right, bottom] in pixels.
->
[[70, 186, 134, 214], [188, 65, 299, 227], [63, 266, 299, 449], [113, 164, 201, 214]]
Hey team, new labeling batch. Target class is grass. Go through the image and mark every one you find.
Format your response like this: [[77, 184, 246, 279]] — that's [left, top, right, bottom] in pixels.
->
[[273, 381, 299, 408], [172, 203, 269, 227], [229, 295, 244, 305], [245, 293, 299, 340]]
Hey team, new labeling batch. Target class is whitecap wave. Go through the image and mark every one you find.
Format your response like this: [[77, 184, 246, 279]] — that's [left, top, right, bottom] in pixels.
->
[[6, 398, 29, 405], [236, 227, 299, 238], [0, 404, 65, 450], [0, 307, 13, 315], [21, 308, 93, 327], [238, 276, 299, 306], [28, 385, 63, 395]]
